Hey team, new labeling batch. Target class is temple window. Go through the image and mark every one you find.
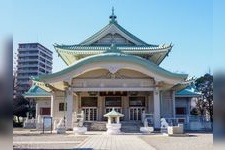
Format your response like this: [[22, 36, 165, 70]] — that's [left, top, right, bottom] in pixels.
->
[[59, 103, 67, 111], [81, 97, 98, 107], [105, 97, 122, 107], [40, 107, 50, 115], [129, 97, 145, 107], [176, 107, 187, 115]]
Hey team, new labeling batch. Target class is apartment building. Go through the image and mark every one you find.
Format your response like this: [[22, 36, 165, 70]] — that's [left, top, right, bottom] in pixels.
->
[[14, 43, 53, 97]]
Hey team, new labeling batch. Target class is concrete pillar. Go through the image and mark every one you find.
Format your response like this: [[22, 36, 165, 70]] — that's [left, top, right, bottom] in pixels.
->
[[35, 103, 39, 119], [153, 90, 161, 129], [66, 89, 73, 129], [172, 90, 176, 118], [74, 93, 79, 113], [123, 96, 129, 121], [98, 96, 103, 121], [148, 93, 154, 113], [116, 117, 120, 124], [51, 92, 55, 118], [108, 117, 111, 124]]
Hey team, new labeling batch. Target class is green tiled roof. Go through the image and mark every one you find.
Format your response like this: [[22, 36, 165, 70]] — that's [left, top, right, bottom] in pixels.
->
[[38, 52, 188, 81], [23, 85, 51, 97], [79, 21, 149, 45], [54, 44, 172, 66], [54, 44, 171, 51], [104, 108, 124, 117], [176, 84, 201, 97], [54, 14, 172, 66]]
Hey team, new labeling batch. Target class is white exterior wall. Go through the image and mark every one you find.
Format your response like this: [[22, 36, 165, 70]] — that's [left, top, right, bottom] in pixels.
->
[[175, 97, 190, 115], [35, 97, 51, 116], [53, 91, 66, 120]]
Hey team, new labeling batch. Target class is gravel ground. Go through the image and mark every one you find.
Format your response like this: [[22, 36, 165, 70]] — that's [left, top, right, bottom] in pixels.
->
[[140, 133, 213, 150]]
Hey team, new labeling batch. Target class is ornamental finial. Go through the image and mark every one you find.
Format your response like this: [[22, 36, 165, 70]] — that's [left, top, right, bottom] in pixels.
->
[[109, 7, 117, 23], [112, 7, 114, 16]]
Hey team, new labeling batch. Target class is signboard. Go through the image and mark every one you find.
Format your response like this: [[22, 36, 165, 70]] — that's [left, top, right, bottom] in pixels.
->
[[42, 116, 52, 134]]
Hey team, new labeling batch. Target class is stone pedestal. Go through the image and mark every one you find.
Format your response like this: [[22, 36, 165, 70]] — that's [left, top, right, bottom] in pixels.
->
[[56, 127, 66, 134], [73, 127, 87, 135], [23, 122, 36, 129], [167, 124, 184, 135], [55, 118, 66, 134], [106, 123, 122, 134], [140, 127, 154, 133]]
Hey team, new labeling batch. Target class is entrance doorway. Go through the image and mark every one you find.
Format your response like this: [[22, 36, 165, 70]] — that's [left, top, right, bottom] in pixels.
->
[[81, 97, 98, 121], [129, 96, 145, 121], [129, 107, 145, 120], [82, 107, 97, 121]]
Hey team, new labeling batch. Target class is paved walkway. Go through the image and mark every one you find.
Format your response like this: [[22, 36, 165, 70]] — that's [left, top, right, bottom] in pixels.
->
[[13, 131, 156, 149], [13, 130, 212, 150], [78, 134, 156, 150]]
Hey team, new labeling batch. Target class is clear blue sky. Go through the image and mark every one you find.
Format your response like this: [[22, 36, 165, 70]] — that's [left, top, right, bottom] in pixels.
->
[[8, 0, 224, 77]]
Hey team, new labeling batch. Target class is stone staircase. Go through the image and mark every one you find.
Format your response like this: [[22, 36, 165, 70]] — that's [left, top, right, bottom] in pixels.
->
[[84, 121, 107, 131], [121, 121, 143, 133], [83, 121, 143, 132]]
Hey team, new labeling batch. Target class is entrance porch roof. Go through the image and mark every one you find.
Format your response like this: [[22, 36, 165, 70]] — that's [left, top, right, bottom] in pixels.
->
[[32, 52, 188, 85]]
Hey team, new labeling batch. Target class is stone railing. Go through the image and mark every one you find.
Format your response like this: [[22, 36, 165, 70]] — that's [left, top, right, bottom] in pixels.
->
[[23, 117, 36, 129], [165, 115, 212, 130]]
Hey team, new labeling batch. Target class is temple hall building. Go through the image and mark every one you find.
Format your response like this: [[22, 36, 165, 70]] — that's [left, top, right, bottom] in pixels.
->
[[24, 10, 201, 130]]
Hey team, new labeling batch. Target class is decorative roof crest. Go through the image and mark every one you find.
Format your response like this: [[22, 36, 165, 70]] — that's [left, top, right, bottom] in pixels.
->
[[104, 43, 121, 53], [109, 7, 117, 23]]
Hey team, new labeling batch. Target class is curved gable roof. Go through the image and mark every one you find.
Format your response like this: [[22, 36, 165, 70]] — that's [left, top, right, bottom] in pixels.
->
[[37, 52, 188, 83], [80, 21, 149, 46]]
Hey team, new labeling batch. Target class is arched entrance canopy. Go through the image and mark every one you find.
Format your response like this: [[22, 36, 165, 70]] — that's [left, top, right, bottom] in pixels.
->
[[32, 52, 188, 91]]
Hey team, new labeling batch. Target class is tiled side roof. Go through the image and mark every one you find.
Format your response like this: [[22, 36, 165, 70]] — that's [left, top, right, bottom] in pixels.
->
[[176, 85, 201, 97], [23, 85, 51, 97], [54, 44, 171, 51], [54, 44, 172, 65]]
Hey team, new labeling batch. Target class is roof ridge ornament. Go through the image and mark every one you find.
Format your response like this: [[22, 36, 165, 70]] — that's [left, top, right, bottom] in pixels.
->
[[109, 7, 117, 23], [104, 44, 122, 53]]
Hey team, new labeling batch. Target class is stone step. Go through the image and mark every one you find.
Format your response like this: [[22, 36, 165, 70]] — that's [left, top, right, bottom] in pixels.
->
[[83, 121, 143, 132], [121, 121, 143, 133], [84, 121, 107, 131]]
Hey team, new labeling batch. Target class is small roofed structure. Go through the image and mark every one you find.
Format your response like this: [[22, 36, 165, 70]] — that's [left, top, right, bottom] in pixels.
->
[[104, 108, 124, 134], [176, 84, 201, 97]]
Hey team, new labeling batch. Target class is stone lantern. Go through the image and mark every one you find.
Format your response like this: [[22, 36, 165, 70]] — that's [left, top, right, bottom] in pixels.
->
[[104, 108, 124, 134]]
